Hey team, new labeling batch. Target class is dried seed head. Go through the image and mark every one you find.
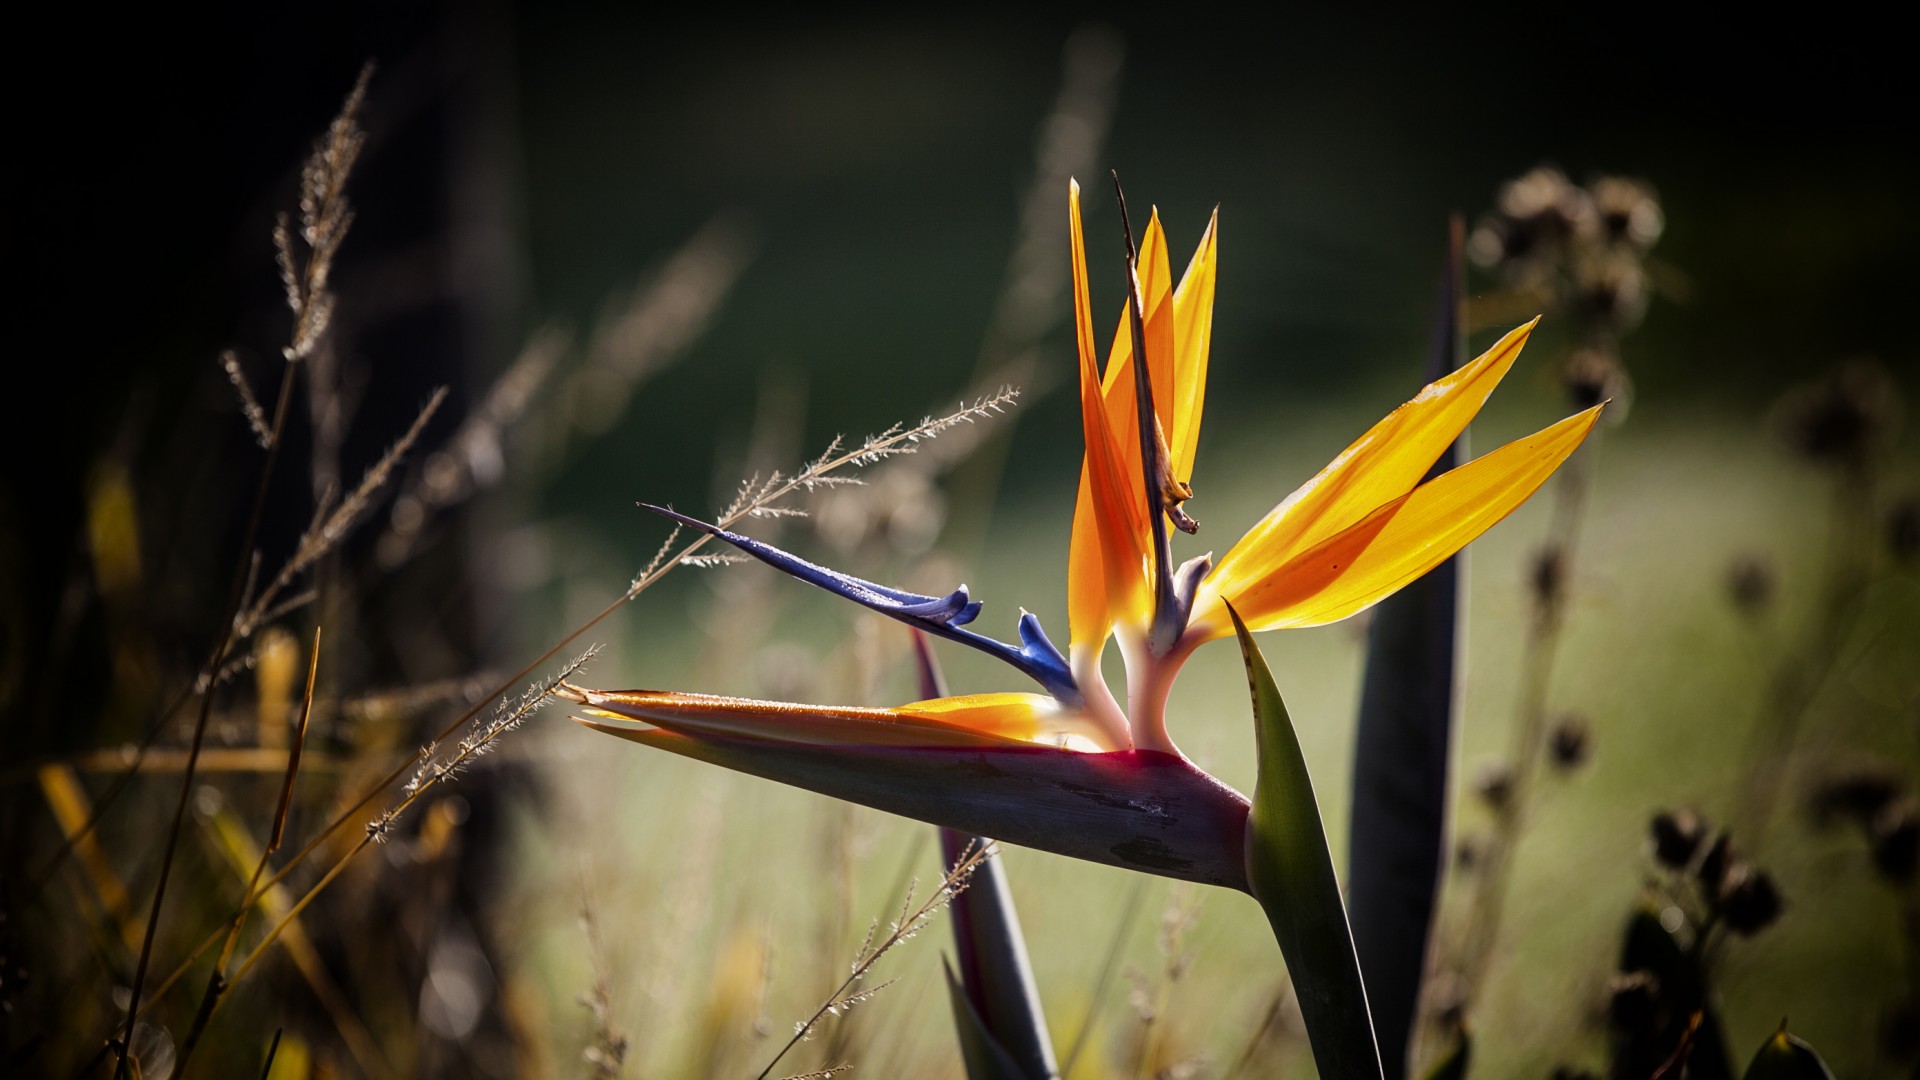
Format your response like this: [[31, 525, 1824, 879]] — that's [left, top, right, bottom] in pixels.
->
[[1717, 864, 1784, 935], [1808, 765, 1905, 829], [1572, 254, 1652, 332], [1695, 832, 1733, 895], [1531, 545, 1567, 610], [1872, 801, 1920, 884], [1606, 970, 1661, 1033], [1589, 175, 1664, 251], [1725, 555, 1777, 619], [1648, 809, 1706, 870], [1548, 714, 1593, 770], [1772, 359, 1904, 472], [1469, 166, 1595, 280], [1562, 348, 1630, 413], [1474, 762, 1516, 813]]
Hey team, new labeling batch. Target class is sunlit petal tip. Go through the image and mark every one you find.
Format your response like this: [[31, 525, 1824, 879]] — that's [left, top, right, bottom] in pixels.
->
[[1203, 316, 1556, 615], [1201, 403, 1603, 635]]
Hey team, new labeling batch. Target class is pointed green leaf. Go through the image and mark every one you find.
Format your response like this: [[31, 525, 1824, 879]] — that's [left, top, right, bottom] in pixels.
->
[[946, 959, 1038, 1080], [1349, 217, 1467, 1080], [1228, 602, 1384, 1080], [1740, 1026, 1834, 1080]]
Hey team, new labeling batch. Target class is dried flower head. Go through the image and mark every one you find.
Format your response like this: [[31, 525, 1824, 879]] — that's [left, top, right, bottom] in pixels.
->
[[1694, 832, 1732, 895], [1562, 347, 1630, 414], [1548, 714, 1593, 770], [1468, 166, 1594, 280], [1474, 762, 1516, 812], [1872, 800, 1920, 884], [1725, 555, 1777, 619], [1588, 176, 1664, 251], [1572, 253, 1652, 332], [1717, 864, 1784, 935], [1808, 764, 1906, 829], [1648, 809, 1706, 869], [1606, 970, 1660, 1033], [1773, 359, 1904, 472], [1531, 544, 1567, 610]]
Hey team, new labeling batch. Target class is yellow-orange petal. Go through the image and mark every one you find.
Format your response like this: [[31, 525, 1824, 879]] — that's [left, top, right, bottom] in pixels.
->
[[1192, 403, 1603, 634], [1209, 318, 1539, 592], [1167, 210, 1218, 484], [1068, 180, 1152, 649], [570, 687, 1064, 748]]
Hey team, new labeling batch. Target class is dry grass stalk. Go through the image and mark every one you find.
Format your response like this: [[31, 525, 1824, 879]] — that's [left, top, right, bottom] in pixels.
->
[[113, 68, 372, 1079], [378, 327, 569, 569], [177, 627, 323, 1072], [1060, 877, 1149, 1078], [221, 350, 272, 448], [124, 390, 1019, 1037], [577, 891, 629, 1079], [755, 839, 995, 1080], [233, 386, 448, 643], [560, 216, 754, 442], [1127, 885, 1205, 1079], [199, 803, 387, 1078]]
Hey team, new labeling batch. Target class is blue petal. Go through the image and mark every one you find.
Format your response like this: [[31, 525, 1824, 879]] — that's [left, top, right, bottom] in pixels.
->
[[645, 505, 1079, 704]]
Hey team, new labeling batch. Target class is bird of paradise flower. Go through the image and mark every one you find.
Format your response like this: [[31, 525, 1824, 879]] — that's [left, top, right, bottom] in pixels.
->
[[567, 179, 1601, 896]]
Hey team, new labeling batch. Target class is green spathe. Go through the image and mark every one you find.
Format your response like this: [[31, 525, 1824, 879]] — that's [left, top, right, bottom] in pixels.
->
[[1230, 601, 1384, 1079]]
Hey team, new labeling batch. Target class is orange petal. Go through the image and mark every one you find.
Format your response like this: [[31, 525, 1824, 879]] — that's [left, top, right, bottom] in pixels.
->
[[1209, 319, 1539, 593], [1167, 210, 1218, 484], [1194, 403, 1603, 634], [1067, 180, 1152, 650], [570, 687, 1063, 748]]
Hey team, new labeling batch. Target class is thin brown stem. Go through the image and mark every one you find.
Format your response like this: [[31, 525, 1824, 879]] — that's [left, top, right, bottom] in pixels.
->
[[755, 841, 991, 1080], [1455, 431, 1602, 1006], [119, 394, 1016, 1039], [175, 629, 320, 1073], [115, 333, 303, 1080]]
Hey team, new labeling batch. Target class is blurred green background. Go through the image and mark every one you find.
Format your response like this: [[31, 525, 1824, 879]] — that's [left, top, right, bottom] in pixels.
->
[[5, 4, 1917, 1077]]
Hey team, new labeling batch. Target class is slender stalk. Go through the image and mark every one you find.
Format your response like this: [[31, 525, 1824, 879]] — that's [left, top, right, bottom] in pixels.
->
[[125, 400, 1010, 1042], [1060, 877, 1148, 1078], [175, 628, 320, 1073], [114, 336, 303, 1080], [753, 842, 990, 1080], [113, 68, 368, 1075], [1729, 466, 1875, 842], [1455, 431, 1602, 1004]]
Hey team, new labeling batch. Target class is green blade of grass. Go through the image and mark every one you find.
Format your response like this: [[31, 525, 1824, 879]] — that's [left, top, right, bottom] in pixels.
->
[[1228, 602, 1384, 1080], [1347, 217, 1466, 1080]]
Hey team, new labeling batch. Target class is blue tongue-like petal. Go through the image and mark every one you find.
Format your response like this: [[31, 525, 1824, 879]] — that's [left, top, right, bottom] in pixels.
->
[[644, 505, 1078, 704]]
